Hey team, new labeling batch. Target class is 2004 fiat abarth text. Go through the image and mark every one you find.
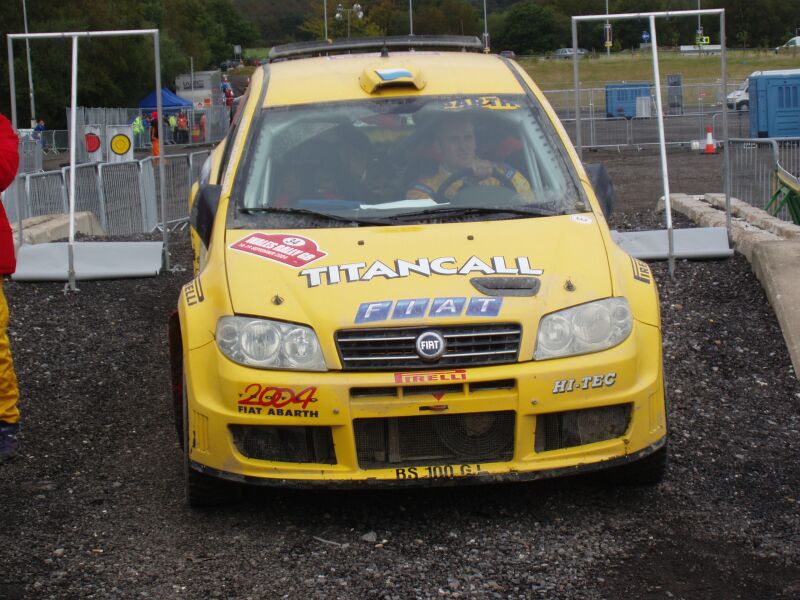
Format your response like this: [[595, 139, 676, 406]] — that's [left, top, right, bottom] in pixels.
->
[[169, 36, 668, 506]]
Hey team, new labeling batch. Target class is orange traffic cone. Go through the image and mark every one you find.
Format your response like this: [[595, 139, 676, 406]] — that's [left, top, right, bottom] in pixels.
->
[[704, 126, 716, 154]]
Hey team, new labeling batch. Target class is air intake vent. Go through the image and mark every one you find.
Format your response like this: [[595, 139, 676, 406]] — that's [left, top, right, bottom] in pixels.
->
[[470, 277, 540, 296], [535, 404, 631, 453], [230, 425, 336, 464], [354, 411, 515, 469]]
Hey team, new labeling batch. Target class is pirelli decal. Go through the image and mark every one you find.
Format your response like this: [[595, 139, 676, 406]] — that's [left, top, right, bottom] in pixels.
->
[[631, 257, 651, 284], [184, 278, 205, 306]]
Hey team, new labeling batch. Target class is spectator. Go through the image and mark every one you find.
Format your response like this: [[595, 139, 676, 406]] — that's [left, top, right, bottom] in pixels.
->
[[199, 113, 207, 143], [168, 113, 177, 144], [177, 112, 188, 144], [149, 111, 160, 157], [0, 113, 21, 462], [132, 114, 145, 149], [32, 119, 46, 149]]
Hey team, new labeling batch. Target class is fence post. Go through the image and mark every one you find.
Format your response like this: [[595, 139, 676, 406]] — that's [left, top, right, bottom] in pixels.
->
[[96, 163, 109, 232]]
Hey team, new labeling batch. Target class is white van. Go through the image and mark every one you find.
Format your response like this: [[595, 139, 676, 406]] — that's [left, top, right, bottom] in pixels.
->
[[726, 68, 800, 111], [775, 36, 800, 53], [726, 78, 750, 111]]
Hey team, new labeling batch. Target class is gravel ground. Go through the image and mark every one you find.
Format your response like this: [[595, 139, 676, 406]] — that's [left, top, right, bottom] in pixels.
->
[[1, 148, 798, 599]]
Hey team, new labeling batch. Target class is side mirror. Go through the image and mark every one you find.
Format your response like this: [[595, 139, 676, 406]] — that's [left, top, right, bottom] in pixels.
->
[[190, 184, 222, 248], [583, 163, 616, 217]]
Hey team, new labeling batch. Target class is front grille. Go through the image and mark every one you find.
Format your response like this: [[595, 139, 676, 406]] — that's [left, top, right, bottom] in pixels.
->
[[535, 404, 631, 453], [230, 425, 336, 464], [354, 411, 515, 469], [350, 379, 516, 400], [336, 323, 521, 370]]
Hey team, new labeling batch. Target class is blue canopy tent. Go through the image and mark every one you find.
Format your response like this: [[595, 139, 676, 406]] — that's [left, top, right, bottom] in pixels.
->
[[137, 88, 192, 112]]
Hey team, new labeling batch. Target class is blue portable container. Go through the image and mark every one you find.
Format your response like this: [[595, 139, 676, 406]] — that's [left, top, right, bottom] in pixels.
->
[[605, 82, 652, 119], [749, 70, 800, 138]]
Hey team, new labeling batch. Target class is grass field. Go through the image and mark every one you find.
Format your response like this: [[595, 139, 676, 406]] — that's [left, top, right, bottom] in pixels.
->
[[520, 49, 800, 89], [244, 47, 271, 60], [237, 47, 797, 110]]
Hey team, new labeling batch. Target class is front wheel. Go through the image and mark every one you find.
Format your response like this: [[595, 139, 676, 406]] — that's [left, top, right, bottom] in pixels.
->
[[183, 374, 243, 508], [737, 101, 749, 111], [601, 443, 668, 486]]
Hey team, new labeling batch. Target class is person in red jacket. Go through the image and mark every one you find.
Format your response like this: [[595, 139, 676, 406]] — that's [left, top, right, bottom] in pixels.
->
[[0, 113, 20, 462]]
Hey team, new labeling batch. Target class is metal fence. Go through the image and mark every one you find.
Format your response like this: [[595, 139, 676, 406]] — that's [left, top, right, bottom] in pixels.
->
[[5, 150, 211, 236], [728, 138, 800, 222], [68, 106, 228, 162], [543, 81, 743, 118], [560, 110, 750, 149]]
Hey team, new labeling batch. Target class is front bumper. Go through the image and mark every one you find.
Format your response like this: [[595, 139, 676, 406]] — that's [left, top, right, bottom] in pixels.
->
[[183, 321, 667, 487]]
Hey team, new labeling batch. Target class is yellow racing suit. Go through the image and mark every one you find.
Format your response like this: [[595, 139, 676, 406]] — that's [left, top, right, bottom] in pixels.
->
[[0, 279, 18, 424], [407, 163, 532, 201]]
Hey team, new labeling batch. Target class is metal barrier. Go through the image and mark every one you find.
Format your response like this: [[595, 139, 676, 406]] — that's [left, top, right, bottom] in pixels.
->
[[24, 171, 66, 218], [544, 81, 743, 119], [19, 139, 42, 173], [6, 149, 214, 240], [561, 111, 731, 149], [712, 111, 750, 138], [141, 155, 193, 228], [189, 150, 210, 186], [98, 161, 152, 234], [727, 138, 791, 221], [64, 164, 104, 224], [777, 142, 800, 178]]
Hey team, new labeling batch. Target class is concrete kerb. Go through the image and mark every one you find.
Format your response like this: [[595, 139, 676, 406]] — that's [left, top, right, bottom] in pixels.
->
[[662, 193, 800, 377], [11, 212, 105, 250]]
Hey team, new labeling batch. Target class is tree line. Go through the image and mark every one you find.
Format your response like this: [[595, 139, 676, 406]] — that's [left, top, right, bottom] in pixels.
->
[[0, 0, 258, 128], [1, 0, 798, 128], [244, 0, 799, 53]]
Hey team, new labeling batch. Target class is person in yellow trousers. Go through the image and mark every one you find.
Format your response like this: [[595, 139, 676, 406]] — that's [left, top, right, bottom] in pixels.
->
[[0, 113, 20, 462]]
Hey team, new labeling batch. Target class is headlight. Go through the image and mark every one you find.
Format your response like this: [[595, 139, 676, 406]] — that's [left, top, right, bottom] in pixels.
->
[[216, 317, 327, 371], [534, 298, 632, 360]]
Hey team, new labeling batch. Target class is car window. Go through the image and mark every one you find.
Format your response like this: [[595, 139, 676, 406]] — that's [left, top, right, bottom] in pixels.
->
[[229, 94, 586, 229]]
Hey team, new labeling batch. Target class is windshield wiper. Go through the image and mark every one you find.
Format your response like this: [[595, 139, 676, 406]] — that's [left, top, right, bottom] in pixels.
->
[[238, 206, 393, 226], [392, 205, 560, 220]]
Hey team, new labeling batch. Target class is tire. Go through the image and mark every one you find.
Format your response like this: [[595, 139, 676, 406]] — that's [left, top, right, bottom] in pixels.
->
[[186, 466, 243, 508], [602, 443, 668, 486], [738, 101, 748, 111], [183, 374, 243, 508], [167, 313, 184, 448]]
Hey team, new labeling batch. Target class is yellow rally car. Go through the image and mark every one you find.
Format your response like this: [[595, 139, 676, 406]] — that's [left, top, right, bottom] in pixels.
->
[[169, 36, 667, 506]]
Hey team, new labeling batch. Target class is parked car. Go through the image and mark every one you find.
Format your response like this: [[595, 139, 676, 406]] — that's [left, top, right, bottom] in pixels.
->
[[172, 35, 668, 506], [551, 47, 588, 59], [499, 50, 516, 59], [219, 59, 240, 71], [774, 36, 800, 53]]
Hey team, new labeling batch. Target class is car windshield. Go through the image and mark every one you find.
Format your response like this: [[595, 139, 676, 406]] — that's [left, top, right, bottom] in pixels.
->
[[230, 94, 586, 229]]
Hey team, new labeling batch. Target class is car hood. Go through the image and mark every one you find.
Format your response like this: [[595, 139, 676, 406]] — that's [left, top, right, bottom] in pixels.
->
[[225, 215, 612, 332]]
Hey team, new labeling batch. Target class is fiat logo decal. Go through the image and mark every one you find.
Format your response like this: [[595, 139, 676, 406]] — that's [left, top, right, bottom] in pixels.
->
[[416, 331, 446, 361]]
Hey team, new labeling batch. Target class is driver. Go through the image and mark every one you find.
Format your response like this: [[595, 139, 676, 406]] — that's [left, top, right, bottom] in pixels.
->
[[406, 114, 531, 201]]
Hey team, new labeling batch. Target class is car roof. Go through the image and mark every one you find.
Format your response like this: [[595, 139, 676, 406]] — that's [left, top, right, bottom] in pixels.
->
[[262, 51, 527, 107]]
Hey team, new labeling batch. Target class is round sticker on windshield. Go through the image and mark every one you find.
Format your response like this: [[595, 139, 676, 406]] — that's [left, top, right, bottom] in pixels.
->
[[571, 215, 593, 224]]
